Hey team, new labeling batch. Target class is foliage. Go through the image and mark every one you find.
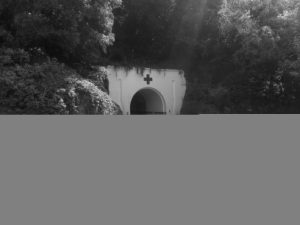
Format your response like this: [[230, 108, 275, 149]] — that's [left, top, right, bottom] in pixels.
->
[[60, 77, 122, 115], [111, 0, 176, 64], [1, 0, 300, 114], [110, 0, 222, 68], [181, 80, 230, 114], [0, 48, 122, 114], [218, 0, 300, 113], [0, 0, 121, 66], [109, 0, 300, 113], [0, 0, 123, 115]]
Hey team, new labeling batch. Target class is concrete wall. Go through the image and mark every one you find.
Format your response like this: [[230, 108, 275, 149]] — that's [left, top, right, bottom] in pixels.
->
[[106, 66, 187, 115]]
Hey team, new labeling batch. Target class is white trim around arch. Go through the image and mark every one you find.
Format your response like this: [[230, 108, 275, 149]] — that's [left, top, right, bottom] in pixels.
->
[[129, 87, 167, 115]]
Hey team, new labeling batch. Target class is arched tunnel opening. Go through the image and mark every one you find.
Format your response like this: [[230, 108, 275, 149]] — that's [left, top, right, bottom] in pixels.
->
[[130, 89, 166, 115]]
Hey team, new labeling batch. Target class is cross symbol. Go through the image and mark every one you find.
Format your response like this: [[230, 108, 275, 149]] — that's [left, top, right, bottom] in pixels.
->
[[144, 74, 153, 85]]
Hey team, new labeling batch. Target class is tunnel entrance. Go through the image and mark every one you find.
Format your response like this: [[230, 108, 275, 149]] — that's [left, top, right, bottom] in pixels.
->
[[130, 88, 166, 115]]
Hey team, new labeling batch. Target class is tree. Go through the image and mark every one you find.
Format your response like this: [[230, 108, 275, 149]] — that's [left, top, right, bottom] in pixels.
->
[[0, 0, 122, 68], [0, 0, 123, 114], [110, 0, 223, 69], [218, 0, 300, 113], [111, 0, 176, 65]]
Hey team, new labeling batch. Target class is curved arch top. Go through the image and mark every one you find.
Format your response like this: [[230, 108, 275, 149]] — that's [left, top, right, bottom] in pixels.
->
[[106, 66, 187, 115], [130, 87, 166, 115]]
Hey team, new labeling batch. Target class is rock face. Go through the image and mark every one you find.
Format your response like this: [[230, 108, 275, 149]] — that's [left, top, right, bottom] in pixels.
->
[[60, 77, 122, 115], [53, 66, 122, 115], [0, 49, 122, 115], [69, 66, 122, 115]]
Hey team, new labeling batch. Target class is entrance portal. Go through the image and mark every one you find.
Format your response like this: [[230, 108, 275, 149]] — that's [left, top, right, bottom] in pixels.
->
[[130, 88, 166, 115]]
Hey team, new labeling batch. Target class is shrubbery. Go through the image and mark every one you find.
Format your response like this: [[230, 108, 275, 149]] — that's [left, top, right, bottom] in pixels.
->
[[0, 48, 122, 114], [0, 0, 123, 115]]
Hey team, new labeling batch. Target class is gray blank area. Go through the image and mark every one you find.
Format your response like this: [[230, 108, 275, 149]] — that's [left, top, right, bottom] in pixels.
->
[[0, 117, 299, 225]]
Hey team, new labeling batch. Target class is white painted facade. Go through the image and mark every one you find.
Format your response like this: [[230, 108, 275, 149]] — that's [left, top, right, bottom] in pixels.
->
[[106, 66, 187, 115]]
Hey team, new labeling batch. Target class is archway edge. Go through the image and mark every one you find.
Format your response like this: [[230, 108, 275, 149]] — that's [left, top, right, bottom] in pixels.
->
[[130, 87, 166, 115]]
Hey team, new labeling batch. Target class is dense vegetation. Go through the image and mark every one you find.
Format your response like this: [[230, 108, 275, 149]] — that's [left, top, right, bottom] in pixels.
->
[[0, 0, 122, 114], [1, 0, 300, 114], [109, 0, 300, 113]]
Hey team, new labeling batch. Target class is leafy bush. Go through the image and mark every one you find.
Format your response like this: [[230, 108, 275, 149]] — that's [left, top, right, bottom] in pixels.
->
[[59, 77, 122, 115], [0, 48, 122, 114]]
